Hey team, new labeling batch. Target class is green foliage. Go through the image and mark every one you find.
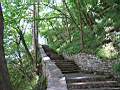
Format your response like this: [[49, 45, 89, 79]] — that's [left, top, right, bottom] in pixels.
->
[[2, 0, 120, 89], [2, 1, 43, 90], [33, 76, 47, 90], [113, 62, 120, 74], [36, 0, 120, 60], [97, 47, 118, 59], [8, 55, 34, 90]]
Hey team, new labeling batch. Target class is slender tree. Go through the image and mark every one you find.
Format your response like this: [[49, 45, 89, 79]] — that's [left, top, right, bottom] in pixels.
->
[[33, 0, 40, 66], [76, 0, 84, 49], [0, 3, 12, 90], [32, 1, 37, 66]]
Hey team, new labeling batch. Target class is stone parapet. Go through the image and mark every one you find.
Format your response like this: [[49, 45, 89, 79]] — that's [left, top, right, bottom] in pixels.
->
[[39, 47, 68, 90]]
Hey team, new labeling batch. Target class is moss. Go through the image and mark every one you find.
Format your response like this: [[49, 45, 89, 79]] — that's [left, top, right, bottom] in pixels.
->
[[113, 63, 120, 74]]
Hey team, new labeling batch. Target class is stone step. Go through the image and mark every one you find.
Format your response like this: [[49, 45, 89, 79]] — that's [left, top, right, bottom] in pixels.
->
[[67, 81, 119, 89], [66, 78, 113, 83], [56, 64, 77, 67], [68, 87, 120, 90], [62, 70, 80, 74], [66, 75, 113, 83], [55, 62, 77, 65], [57, 66, 77, 69], [56, 63, 78, 66], [48, 56, 64, 60], [65, 73, 113, 79], [43, 50, 63, 57], [60, 68, 79, 71], [65, 72, 111, 77], [42, 45, 58, 54], [55, 60, 75, 63], [57, 65, 79, 69]]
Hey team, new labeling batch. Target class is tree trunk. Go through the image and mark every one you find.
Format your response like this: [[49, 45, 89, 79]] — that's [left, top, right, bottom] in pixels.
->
[[0, 3, 12, 90], [32, 1, 40, 67], [32, 1, 37, 66], [62, 0, 71, 42], [76, 0, 84, 50]]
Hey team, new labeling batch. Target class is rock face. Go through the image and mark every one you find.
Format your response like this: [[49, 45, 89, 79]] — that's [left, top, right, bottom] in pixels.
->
[[63, 53, 118, 75]]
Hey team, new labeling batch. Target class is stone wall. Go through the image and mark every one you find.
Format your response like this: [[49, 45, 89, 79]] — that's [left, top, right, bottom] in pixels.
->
[[40, 47, 68, 90], [63, 53, 118, 75]]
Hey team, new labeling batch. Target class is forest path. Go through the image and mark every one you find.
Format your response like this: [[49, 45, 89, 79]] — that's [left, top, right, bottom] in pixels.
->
[[42, 45, 120, 90]]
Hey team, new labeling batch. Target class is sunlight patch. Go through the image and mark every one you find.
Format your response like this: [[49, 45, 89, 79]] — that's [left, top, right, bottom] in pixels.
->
[[43, 56, 50, 61]]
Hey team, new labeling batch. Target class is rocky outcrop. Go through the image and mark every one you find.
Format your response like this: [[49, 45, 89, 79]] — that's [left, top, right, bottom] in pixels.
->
[[63, 53, 118, 75]]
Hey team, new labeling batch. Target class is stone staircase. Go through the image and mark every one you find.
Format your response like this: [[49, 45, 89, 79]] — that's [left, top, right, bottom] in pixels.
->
[[65, 73, 120, 90], [42, 45, 120, 90]]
